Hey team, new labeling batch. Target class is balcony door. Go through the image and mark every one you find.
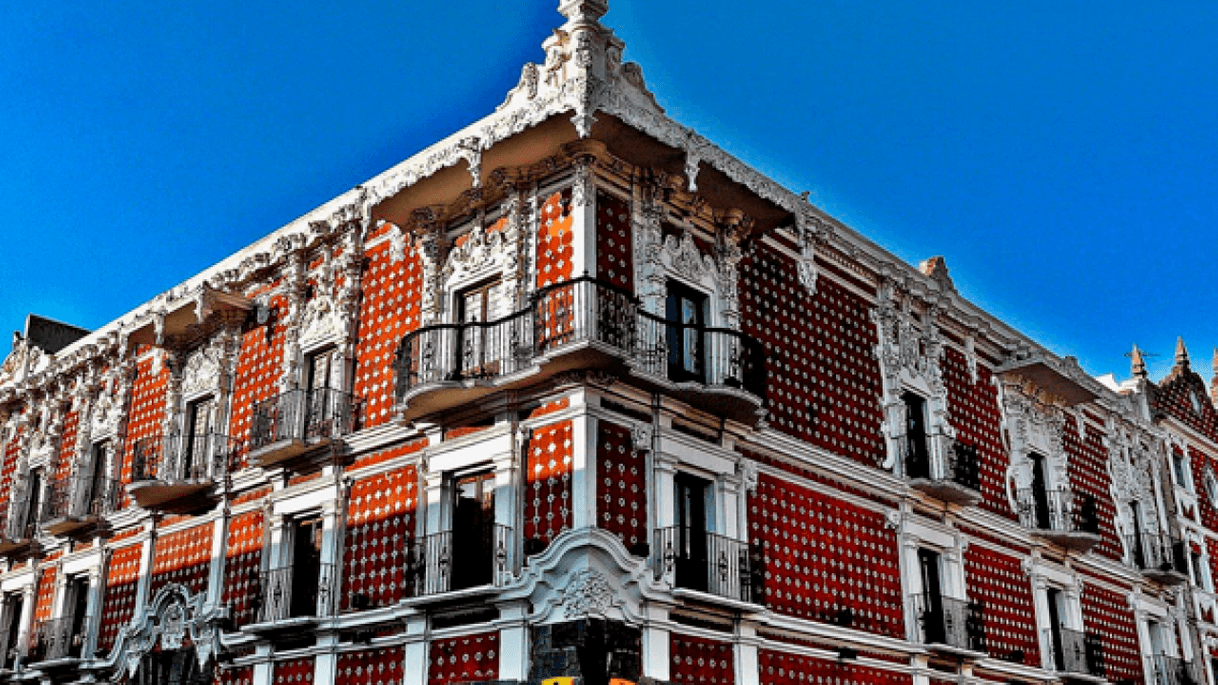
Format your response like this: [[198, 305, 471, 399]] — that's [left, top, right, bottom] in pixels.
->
[[1047, 586, 1066, 671], [902, 392, 930, 479], [674, 473, 712, 593], [666, 281, 707, 383], [917, 548, 945, 643], [64, 574, 89, 659], [0, 593, 22, 669], [1129, 500, 1146, 567], [289, 516, 324, 618], [451, 471, 495, 590], [183, 396, 217, 479], [305, 347, 342, 437], [1030, 453, 1051, 529], [457, 279, 507, 377]]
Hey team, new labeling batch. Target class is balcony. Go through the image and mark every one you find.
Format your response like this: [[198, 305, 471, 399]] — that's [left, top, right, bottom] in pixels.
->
[[394, 278, 766, 425], [406, 525, 513, 600], [248, 563, 337, 634], [654, 526, 762, 605], [127, 433, 242, 513], [249, 388, 361, 468], [0, 494, 38, 556], [1129, 533, 1189, 585], [27, 616, 88, 664], [1015, 489, 1101, 552], [41, 475, 120, 536], [1047, 628, 1105, 681], [1148, 655, 1201, 685], [910, 594, 987, 657], [906, 437, 982, 506]]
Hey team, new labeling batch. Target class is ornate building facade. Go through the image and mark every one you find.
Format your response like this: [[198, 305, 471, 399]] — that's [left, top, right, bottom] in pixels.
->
[[0, 2, 1214, 684]]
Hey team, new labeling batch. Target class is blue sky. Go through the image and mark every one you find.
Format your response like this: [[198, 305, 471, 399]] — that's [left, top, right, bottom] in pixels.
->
[[2, 1, 1215, 383]]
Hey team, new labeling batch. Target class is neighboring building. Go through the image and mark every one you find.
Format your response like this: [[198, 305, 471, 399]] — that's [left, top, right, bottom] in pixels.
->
[[0, 2, 1212, 684]]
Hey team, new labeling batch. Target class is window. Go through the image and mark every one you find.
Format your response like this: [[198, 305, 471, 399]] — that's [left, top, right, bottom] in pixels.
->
[[62, 574, 90, 659], [672, 472, 714, 592], [0, 593, 22, 669], [916, 548, 946, 643], [1029, 453, 1052, 529], [450, 471, 496, 590], [183, 396, 217, 477], [456, 278, 508, 377], [1045, 587, 1068, 671], [304, 347, 345, 437], [1128, 500, 1147, 567], [902, 392, 930, 479], [288, 515, 324, 618], [665, 280, 707, 382], [1173, 451, 1190, 490], [1191, 550, 1211, 591]]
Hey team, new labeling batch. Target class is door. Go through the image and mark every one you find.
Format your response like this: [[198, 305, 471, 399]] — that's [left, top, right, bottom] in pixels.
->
[[83, 441, 111, 517], [20, 470, 42, 539], [0, 593, 22, 669], [1046, 587, 1066, 671], [451, 471, 496, 591], [304, 348, 343, 437], [1129, 501, 1146, 567], [666, 281, 707, 383], [1030, 454, 1051, 530], [917, 549, 945, 644], [183, 396, 217, 479], [457, 279, 506, 377], [674, 473, 712, 592], [902, 392, 930, 478], [290, 516, 324, 618], [65, 575, 90, 658]]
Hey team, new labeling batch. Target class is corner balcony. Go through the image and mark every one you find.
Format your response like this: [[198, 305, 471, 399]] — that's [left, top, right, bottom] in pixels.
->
[[0, 496, 38, 556], [1129, 533, 1189, 586], [654, 526, 763, 606], [1047, 628, 1105, 682], [404, 524, 514, 602], [394, 278, 766, 425], [911, 594, 987, 658], [248, 388, 361, 468], [127, 433, 242, 513], [41, 475, 120, 536], [906, 437, 982, 507], [1015, 489, 1101, 553]]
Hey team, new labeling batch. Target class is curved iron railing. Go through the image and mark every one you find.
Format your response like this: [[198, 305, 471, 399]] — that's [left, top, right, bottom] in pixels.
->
[[250, 388, 361, 451], [130, 433, 243, 483], [41, 475, 120, 524], [394, 277, 766, 401]]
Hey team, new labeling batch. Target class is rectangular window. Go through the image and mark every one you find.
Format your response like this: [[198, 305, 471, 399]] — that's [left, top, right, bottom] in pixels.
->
[[457, 278, 507, 377], [665, 280, 707, 382], [1046, 586, 1066, 670], [183, 396, 217, 476], [1173, 452, 1189, 488], [917, 548, 945, 643], [902, 392, 930, 479]]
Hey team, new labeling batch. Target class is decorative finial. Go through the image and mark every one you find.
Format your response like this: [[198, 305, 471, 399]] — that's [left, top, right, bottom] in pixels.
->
[[1131, 344, 1148, 380], [558, 0, 609, 23], [1175, 337, 1190, 369]]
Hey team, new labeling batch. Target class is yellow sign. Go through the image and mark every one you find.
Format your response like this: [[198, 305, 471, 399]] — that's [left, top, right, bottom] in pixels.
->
[[542, 679, 575, 685]]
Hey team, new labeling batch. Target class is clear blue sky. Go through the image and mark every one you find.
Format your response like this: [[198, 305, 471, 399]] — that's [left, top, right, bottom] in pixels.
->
[[2, 1, 1215, 383]]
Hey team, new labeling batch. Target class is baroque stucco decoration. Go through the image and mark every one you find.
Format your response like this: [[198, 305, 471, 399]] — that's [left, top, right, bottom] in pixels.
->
[[998, 375, 1070, 517], [108, 584, 222, 680], [1105, 417, 1167, 564]]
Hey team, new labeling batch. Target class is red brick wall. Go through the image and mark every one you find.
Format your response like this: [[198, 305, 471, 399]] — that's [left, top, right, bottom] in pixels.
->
[[32, 567, 55, 624], [964, 545, 1039, 666], [354, 232, 423, 429], [596, 190, 632, 293], [273, 657, 314, 684], [596, 420, 646, 549], [229, 294, 289, 457], [215, 665, 254, 685], [222, 511, 264, 628], [99, 543, 142, 651], [671, 634, 733, 685], [149, 523, 212, 597], [428, 632, 498, 685], [759, 649, 909, 685], [1063, 414, 1123, 562], [749, 472, 903, 637], [122, 354, 170, 485], [740, 249, 883, 467], [336, 647, 404, 685], [1190, 446, 1217, 530], [942, 348, 1009, 519], [0, 426, 21, 500], [1081, 580, 1143, 684], [536, 190, 574, 288], [524, 420, 573, 546], [343, 465, 418, 609]]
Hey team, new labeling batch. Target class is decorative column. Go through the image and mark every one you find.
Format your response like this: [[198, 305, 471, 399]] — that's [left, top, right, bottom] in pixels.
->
[[569, 386, 595, 530], [569, 154, 597, 280], [279, 251, 308, 392]]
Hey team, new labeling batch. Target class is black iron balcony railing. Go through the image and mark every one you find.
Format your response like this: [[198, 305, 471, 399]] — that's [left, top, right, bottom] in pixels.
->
[[654, 526, 762, 604], [1015, 488, 1100, 536], [256, 563, 337, 623], [406, 524, 512, 597], [28, 616, 87, 662], [1128, 532, 1188, 579], [41, 476, 120, 526], [910, 594, 987, 653], [250, 388, 361, 452], [1047, 628, 1105, 677], [906, 436, 982, 497], [1149, 655, 1201, 685], [131, 433, 243, 483], [394, 277, 766, 406]]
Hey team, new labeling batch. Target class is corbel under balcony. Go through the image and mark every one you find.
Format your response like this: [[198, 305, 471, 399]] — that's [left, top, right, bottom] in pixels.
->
[[126, 284, 252, 350], [995, 351, 1098, 407]]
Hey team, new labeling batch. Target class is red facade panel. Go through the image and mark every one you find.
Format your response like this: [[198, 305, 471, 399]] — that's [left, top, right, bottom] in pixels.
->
[[32, 567, 55, 624], [228, 294, 289, 457], [149, 523, 213, 598], [336, 647, 404, 685], [1189, 446, 1217, 531], [740, 249, 883, 467], [1156, 373, 1218, 444], [670, 633, 733, 685], [964, 545, 1040, 667], [1081, 580, 1142, 684], [596, 420, 647, 549], [524, 420, 573, 545], [428, 631, 499, 685], [1062, 414, 1123, 562], [0, 427, 21, 498], [222, 510, 264, 628], [536, 189, 574, 288], [215, 665, 254, 685], [343, 464, 418, 610], [99, 543, 142, 651], [596, 190, 632, 292], [942, 348, 1009, 519], [272, 657, 315, 684], [749, 472, 904, 637], [54, 410, 79, 482], [121, 354, 169, 487], [759, 649, 909, 685]]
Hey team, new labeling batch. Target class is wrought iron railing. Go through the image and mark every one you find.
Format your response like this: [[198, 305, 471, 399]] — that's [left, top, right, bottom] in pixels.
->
[[654, 526, 762, 604], [40, 475, 120, 525], [910, 594, 986, 652], [1, 488, 37, 543], [256, 563, 337, 623], [406, 524, 512, 597], [250, 388, 361, 451], [131, 433, 244, 483], [394, 277, 766, 401], [1128, 532, 1188, 576], [1015, 488, 1099, 536], [28, 616, 87, 662], [905, 437, 981, 491], [1149, 655, 1201, 685], [1046, 627, 1105, 677]]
